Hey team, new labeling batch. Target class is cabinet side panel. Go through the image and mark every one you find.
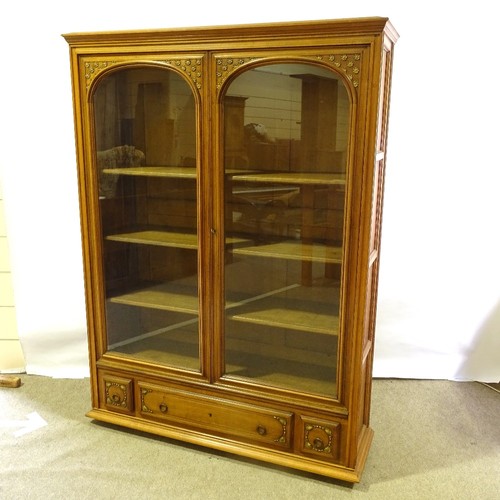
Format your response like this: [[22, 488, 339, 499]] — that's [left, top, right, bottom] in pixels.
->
[[67, 48, 102, 408], [361, 34, 396, 429]]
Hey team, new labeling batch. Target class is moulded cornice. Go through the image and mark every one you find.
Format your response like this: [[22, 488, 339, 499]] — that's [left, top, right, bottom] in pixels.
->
[[63, 17, 395, 48]]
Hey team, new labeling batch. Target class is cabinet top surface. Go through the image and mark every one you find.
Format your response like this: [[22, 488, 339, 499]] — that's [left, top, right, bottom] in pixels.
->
[[63, 17, 398, 47]]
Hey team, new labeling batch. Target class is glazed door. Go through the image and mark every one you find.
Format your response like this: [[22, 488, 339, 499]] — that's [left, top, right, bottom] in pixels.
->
[[91, 64, 201, 372], [221, 61, 350, 397]]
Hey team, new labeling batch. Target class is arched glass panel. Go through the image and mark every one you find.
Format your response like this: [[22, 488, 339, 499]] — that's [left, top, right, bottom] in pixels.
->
[[93, 66, 199, 371], [223, 63, 350, 396]]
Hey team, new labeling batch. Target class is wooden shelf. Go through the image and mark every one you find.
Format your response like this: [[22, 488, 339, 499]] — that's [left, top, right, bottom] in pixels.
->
[[106, 228, 341, 265], [110, 279, 339, 336], [228, 297, 338, 335], [109, 279, 246, 316], [227, 282, 339, 335], [102, 166, 197, 178], [230, 171, 346, 186], [101, 166, 270, 179], [231, 239, 342, 263], [109, 282, 199, 314], [106, 228, 247, 249], [107, 229, 198, 249]]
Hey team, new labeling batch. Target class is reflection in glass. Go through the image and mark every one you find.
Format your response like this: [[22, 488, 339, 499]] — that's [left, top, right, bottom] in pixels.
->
[[223, 63, 349, 396], [93, 67, 200, 371]]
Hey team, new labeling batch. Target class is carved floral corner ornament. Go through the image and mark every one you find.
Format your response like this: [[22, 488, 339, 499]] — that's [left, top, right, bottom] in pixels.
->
[[84, 61, 116, 91], [273, 416, 288, 444], [160, 58, 203, 89], [316, 53, 362, 88], [215, 58, 256, 90]]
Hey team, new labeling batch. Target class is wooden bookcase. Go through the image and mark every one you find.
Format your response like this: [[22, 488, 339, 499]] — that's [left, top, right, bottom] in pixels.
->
[[64, 17, 398, 482]]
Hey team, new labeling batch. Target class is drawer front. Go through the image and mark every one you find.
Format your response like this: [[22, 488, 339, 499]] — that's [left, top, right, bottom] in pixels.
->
[[139, 382, 292, 449]]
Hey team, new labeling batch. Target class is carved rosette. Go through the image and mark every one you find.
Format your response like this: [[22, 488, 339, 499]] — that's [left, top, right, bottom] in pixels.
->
[[216, 57, 256, 90], [301, 418, 340, 458], [304, 424, 333, 453]]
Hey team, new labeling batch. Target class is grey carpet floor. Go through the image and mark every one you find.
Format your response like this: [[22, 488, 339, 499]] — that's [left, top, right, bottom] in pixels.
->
[[1, 376, 499, 499]]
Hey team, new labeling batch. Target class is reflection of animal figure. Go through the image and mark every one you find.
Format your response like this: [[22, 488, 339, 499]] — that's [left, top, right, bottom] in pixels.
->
[[96, 145, 145, 198], [244, 123, 275, 144]]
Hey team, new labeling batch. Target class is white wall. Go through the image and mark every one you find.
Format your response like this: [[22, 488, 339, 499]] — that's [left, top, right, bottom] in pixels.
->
[[0, 179, 25, 372], [0, 1, 498, 380]]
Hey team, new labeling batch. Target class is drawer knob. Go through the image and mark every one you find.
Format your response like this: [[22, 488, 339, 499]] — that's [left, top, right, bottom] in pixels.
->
[[256, 425, 267, 436], [159, 403, 168, 413], [313, 438, 325, 451]]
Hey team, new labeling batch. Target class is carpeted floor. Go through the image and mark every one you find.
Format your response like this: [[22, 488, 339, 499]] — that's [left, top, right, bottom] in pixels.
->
[[1, 376, 499, 499]]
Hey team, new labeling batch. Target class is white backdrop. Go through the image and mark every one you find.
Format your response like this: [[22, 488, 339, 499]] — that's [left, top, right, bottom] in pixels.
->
[[1, 1, 498, 380]]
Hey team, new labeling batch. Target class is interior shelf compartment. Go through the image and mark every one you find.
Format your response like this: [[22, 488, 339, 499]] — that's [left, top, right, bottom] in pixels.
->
[[229, 238, 342, 263], [227, 281, 340, 335], [230, 171, 346, 185], [109, 277, 339, 336]]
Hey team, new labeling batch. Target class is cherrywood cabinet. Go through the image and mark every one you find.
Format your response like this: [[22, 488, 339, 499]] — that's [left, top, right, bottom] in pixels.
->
[[64, 17, 398, 482]]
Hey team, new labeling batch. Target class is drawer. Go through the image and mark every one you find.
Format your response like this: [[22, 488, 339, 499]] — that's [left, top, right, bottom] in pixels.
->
[[138, 382, 292, 449], [297, 415, 341, 460], [99, 372, 134, 414]]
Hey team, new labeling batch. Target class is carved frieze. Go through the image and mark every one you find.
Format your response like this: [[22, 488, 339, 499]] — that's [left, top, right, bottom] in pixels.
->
[[215, 53, 361, 93], [83, 57, 203, 93]]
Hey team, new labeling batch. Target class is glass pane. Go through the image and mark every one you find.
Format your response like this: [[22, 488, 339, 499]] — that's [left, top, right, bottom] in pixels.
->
[[93, 66, 199, 371], [223, 63, 349, 396]]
